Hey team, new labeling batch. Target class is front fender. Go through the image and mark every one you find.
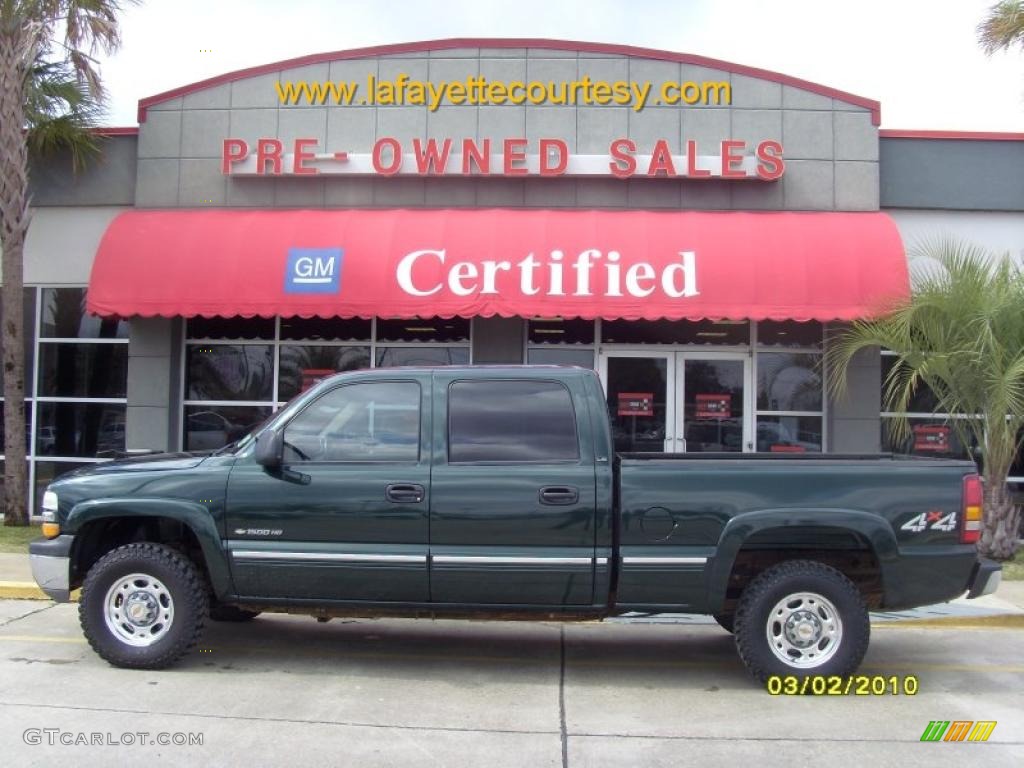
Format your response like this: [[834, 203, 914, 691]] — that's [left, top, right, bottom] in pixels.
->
[[705, 508, 899, 613], [66, 498, 232, 600]]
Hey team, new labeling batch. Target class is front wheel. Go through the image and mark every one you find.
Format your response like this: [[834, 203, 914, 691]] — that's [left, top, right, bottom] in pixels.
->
[[734, 560, 869, 682], [79, 543, 208, 669]]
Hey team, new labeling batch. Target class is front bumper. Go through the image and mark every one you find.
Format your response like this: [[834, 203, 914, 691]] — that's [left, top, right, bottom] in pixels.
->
[[28, 535, 74, 602], [965, 558, 1002, 599]]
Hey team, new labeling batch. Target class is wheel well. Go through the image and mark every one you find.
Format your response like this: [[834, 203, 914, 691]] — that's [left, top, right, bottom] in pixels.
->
[[70, 516, 209, 589], [720, 526, 883, 615]]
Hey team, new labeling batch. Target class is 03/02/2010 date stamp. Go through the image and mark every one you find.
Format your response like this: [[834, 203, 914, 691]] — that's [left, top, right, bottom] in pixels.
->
[[766, 675, 919, 696]]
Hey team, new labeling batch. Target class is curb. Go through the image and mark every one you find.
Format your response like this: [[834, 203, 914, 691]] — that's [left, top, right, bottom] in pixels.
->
[[0, 582, 78, 601], [871, 614, 1024, 630]]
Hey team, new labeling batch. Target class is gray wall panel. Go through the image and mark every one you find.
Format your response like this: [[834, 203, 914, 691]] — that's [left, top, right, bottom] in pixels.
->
[[880, 138, 1024, 211], [30, 136, 137, 206], [472, 317, 524, 364]]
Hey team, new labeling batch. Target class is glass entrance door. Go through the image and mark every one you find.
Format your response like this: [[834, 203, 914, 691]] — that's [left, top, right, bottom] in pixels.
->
[[600, 353, 675, 453], [675, 354, 750, 453], [600, 351, 751, 453]]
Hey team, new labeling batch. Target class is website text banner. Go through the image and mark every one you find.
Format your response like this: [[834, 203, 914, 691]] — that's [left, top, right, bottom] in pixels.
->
[[87, 210, 908, 322]]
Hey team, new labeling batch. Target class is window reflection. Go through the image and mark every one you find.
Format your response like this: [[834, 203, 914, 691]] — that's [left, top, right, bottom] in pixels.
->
[[278, 346, 371, 400], [186, 345, 274, 401], [184, 405, 272, 452]]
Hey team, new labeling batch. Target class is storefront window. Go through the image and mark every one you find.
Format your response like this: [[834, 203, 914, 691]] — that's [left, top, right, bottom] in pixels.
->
[[376, 346, 469, 367], [35, 402, 125, 457], [881, 417, 975, 460], [186, 316, 275, 341], [756, 353, 822, 412], [38, 343, 128, 398], [35, 288, 129, 461], [183, 315, 470, 450], [753, 323, 824, 452], [757, 415, 823, 452], [602, 319, 750, 345], [880, 353, 941, 412], [280, 317, 371, 341], [278, 345, 371, 400], [757, 320, 822, 348], [183, 405, 272, 452], [528, 318, 595, 345], [376, 317, 470, 343], [527, 347, 596, 368], [3, 287, 133, 517], [527, 318, 596, 368], [185, 345, 274, 401], [40, 288, 128, 339]]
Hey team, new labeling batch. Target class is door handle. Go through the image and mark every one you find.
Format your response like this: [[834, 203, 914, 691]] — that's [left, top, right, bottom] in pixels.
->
[[385, 483, 425, 503], [539, 486, 579, 506]]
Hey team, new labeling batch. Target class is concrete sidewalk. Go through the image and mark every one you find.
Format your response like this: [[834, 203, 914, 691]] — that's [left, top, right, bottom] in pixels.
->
[[1, 550, 1023, 626]]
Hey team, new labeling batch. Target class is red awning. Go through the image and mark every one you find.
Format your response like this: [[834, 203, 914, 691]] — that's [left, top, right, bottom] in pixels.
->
[[87, 209, 908, 321]]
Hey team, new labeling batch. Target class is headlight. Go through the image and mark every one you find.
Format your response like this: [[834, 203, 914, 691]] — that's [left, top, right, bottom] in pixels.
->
[[41, 490, 60, 538]]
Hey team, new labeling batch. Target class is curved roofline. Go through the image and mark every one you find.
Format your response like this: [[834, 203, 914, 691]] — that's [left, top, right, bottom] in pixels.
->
[[137, 38, 881, 124]]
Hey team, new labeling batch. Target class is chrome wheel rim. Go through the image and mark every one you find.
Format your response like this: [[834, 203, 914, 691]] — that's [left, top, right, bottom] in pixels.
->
[[104, 573, 174, 647], [765, 591, 842, 668]]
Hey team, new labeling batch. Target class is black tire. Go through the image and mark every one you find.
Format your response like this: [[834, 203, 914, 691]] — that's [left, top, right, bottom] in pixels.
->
[[713, 613, 735, 634], [734, 560, 869, 683], [79, 543, 208, 670], [209, 603, 261, 622]]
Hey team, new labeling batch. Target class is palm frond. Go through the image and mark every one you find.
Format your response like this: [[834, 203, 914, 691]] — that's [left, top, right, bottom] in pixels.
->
[[23, 56, 105, 170], [977, 0, 1024, 54], [831, 237, 1024, 484]]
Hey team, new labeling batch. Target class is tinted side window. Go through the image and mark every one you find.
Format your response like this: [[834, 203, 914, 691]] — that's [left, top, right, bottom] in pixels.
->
[[283, 381, 420, 463], [448, 380, 579, 463]]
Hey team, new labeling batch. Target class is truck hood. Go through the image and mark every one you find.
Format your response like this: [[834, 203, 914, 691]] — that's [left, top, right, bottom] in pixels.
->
[[59, 452, 211, 479]]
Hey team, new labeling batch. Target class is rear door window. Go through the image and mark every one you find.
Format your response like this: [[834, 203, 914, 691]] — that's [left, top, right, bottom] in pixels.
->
[[448, 380, 579, 463]]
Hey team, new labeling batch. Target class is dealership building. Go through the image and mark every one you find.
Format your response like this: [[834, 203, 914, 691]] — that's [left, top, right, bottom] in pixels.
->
[[5, 38, 1024, 515]]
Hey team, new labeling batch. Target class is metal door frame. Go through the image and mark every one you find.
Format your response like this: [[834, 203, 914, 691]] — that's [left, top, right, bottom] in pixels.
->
[[598, 348, 753, 453], [674, 351, 752, 453]]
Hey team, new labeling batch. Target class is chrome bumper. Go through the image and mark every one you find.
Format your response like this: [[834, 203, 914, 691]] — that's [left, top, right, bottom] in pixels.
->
[[966, 558, 1002, 599], [28, 536, 74, 602]]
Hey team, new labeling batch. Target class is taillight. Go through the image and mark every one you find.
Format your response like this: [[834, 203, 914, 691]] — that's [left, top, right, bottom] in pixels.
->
[[961, 474, 983, 544]]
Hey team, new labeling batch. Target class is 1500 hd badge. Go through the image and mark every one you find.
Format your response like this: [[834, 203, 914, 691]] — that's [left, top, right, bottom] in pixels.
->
[[233, 528, 284, 537]]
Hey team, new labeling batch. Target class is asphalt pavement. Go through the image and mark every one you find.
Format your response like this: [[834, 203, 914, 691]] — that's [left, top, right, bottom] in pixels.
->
[[0, 597, 1022, 767]]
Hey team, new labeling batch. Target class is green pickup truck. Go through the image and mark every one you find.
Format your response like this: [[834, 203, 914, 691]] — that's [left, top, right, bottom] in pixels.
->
[[30, 366, 1000, 680]]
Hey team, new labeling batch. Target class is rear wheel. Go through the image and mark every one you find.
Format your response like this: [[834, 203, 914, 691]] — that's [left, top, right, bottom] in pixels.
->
[[80, 543, 208, 669], [734, 560, 869, 682]]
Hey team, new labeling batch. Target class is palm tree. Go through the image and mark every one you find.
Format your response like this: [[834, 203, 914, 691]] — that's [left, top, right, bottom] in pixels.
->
[[977, 0, 1024, 54], [828, 239, 1024, 559], [1, 0, 136, 526]]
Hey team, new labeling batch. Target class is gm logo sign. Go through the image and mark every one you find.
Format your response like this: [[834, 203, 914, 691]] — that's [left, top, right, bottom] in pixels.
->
[[285, 248, 342, 294]]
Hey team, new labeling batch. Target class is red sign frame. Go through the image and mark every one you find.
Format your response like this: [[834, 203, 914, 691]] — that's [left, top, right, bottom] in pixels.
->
[[618, 392, 654, 417], [696, 393, 731, 420], [913, 424, 951, 453]]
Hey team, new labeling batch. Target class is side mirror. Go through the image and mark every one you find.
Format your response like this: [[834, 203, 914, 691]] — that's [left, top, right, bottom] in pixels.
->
[[254, 430, 283, 468]]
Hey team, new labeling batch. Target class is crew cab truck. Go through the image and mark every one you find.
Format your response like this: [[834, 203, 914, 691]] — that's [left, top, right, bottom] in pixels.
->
[[29, 366, 1001, 680]]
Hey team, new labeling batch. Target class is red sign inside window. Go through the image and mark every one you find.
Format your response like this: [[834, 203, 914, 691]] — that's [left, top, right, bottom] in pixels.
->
[[300, 368, 336, 393], [696, 393, 731, 420], [618, 392, 654, 417], [913, 424, 950, 453], [770, 444, 806, 453]]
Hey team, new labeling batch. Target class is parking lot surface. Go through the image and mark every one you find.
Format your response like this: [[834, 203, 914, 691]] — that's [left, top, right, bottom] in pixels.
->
[[0, 599, 1021, 766]]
